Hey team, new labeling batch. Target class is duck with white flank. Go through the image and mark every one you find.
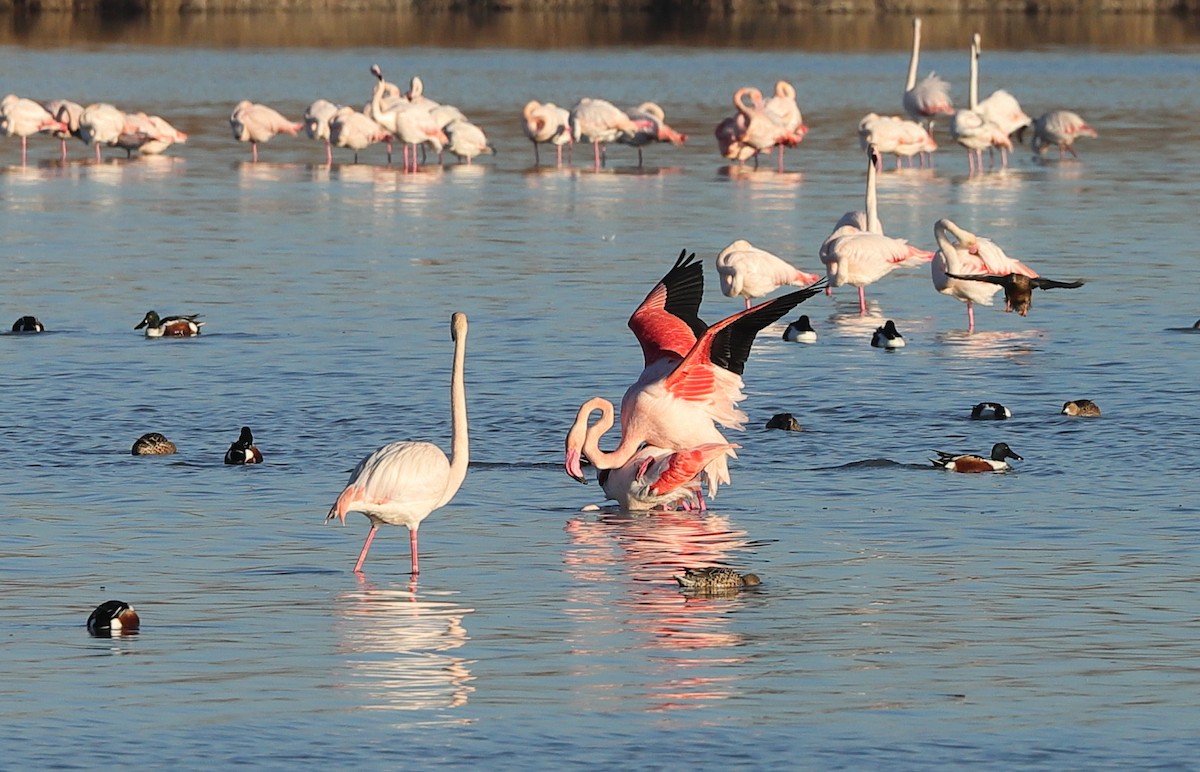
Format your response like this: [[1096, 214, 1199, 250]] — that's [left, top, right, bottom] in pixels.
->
[[970, 402, 1011, 420], [872, 320, 905, 349], [224, 426, 263, 465], [782, 314, 817, 343], [931, 442, 1022, 473], [135, 310, 203, 338], [87, 600, 140, 636]]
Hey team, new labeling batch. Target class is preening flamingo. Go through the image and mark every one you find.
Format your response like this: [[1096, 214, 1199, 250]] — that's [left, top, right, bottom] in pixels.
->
[[763, 80, 809, 168], [304, 99, 341, 164], [821, 145, 934, 313], [858, 113, 937, 169], [79, 103, 130, 161], [571, 97, 638, 169], [42, 99, 83, 161], [716, 239, 821, 309], [931, 217, 1038, 332], [902, 18, 954, 137], [950, 37, 1011, 174], [590, 431, 738, 512], [565, 251, 826, 497], [230, 100, 303, 162], [328, 313, 469, 575], [522, 100, 572, 165], [1, 94, 67, 165], [368, 64, 447, 171], [328, 106, 390, 164], [618, 102, 687, 167], [731, 87, 793, 168], [1032, 110, 1098, 159]]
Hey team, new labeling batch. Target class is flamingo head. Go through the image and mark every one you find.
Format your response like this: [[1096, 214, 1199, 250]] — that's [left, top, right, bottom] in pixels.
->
[[564, 446, 589, 485], [369, 63, 384, 81]]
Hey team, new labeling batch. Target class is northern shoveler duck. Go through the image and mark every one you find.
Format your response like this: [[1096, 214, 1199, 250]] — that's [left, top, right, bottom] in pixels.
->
[[10, 315, 44, 333], [931, 442, 1022, 473], [944, 271, 1085, 316], [1062, 399, 1101, 417], [87, 600, 140, 637], [135, 310, 203, 338], [970, 402, 1011, 420], [871, 319, 905, 348], [675, 567, 761, 592], [131, 432, 177, 456], [765, 412, 802, 431], [224, 426, 263, 465], [782, 314, 817, 343]]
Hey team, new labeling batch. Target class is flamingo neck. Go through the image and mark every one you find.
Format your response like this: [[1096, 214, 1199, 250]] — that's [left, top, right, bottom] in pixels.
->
[[437, 314, 469, 509], [574, 397, 640, 471], [865, 151, 881, 234], [969, 42, 979, 110], [906, 19, 921, 91]]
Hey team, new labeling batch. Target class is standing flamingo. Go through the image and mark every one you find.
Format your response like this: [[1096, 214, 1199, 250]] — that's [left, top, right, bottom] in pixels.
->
[[42, 99, 83, 161], [972, 34, 1033, 166], [304, 99, 341, 164], [950, 37, 1012, 174], [570, 97, 638, 169], [368, 65, 447, 171], [328, 106, 390, 164], [1032, 110, 1098, 159], [444, 120, 495, 164], [522, 100, 572, 165], [1, 95, 67, 165], [79, 103, 132, 162], [821, 145, 934, 313], [931, 218, 1038, 332], [732, 87, 792, 167], [618, 102, 687, 167], [328, 313, 469, 575], [716, 239, 820, 309], [858, 113, 937, 169], [902, 18, 954, 145], [763, 80, 809, 169], [229, 100, 303, 162]]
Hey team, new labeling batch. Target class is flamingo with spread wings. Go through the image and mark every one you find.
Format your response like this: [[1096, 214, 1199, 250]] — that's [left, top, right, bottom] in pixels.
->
[[565, 251, 825, 497]]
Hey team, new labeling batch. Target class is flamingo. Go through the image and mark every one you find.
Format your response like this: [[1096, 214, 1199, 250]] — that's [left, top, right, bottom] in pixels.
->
[[570, 97, 638, 169], [42, 99, 83, 161], [79, 103, 133, 162], [328, 313, 469, 575], [716, 239, 821, 309], [304, 99, 341, 164], [732, 87, 792, 167], [1032, 110, 1098, 159], [405, 75, 440, 111], [972, 34, 1033, 166], [1, 94, 67, 165], [521, 100, 572, 165], [444, 120, 495, 164], [950, 37, 1012, 174], [618, 102, 687, 167], [116, 113, 186, 156], [902, 18, 954, 143], [714, 110, 756, 164], [821, 145, 934, 313], [763, 80, 809, 169], [590, 434, 739, 512], [229, 100, 303, 162], [858, 113, 937, 169], [931, 218, 1039, 332], [368, 65, 447, 171], [328, 106, 390, 164], [564, 251, 825, 497]]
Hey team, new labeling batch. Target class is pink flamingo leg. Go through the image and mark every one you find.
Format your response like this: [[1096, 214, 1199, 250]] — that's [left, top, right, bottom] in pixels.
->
[[353, 524, 379, 573], [967, 301, 976, 333], [21, 137, 28, 165], [858, 286, 868, 314], [94, 142, 102, 162], [409, 529, 420, 575]]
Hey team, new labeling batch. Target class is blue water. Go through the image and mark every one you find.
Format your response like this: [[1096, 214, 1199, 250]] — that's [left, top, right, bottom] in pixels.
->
[[3, 42, 1200, 767]]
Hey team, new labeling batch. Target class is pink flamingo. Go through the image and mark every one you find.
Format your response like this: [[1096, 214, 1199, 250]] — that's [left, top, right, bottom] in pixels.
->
[[79, 103, 135, 162], [950, 38, 1012, 174], [117, 113, 186, 156], [858, 113, 937, 168], [821, 145, 935, 313], [931, 218, 1038, 332], [304, 99, 341, 164], [445, 120, 494, 164], [618, 102, 687, 167], [570, 97, 638, 169], [593, 435, 740, 513], [972, 35, 1032, 166], [1, 95, 67, 165], [328, 313, 469, 575], [1032, 110, 1098, 159], [42, 99, 83, 161], [763, 80, 809, 169], [564, 251, 825, 497], [716, 239, 821, 309], [714, 110, 756, 165], [368, 65, 447, 171], [522, 100, 572, 165], [902, 17, 954, 148], [732, 87, 792, 168], [328, 106, 391, 164], [229, 100, 303, 162]]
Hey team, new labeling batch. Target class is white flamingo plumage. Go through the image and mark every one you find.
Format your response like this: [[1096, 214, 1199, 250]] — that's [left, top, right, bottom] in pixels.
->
[[972, 34, 1033, 165], [716, 239, 821, 309], [821, 145, 935, 313], [445, 120, 495, 164], [78, 102, 134, 162], [763, 80, 809, 168], [902, 18, 954, 137], [229, 100, 303, 162], [329, 106, 390, 164], [1, 94, 68, 165], [304, 99, 341, 164], [931, 218, 1038, 332], [858, 113, 937, 169], [1032, 110, 1098, 159], [570, 97, 638, 169], [42, 99, 83, 161], [950, 38, 1012, 174], [328, 313, 469, 575], [368, 65, 447, 171], [522, 100, 572, 165]]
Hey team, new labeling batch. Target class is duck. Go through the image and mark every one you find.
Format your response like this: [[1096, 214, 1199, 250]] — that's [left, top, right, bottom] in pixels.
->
[[765, 413, 802, 432], [674, 567, 761, 592], [970, 402, 1011, 420], [224, 426, 263, 465], [135, 310, 203, 338], [10, 315, 44, 333], [1062, 399, 1101, 417], [782, 314, 817, 343], [131, 432, 177, 456], [943, 271, 1085, 317], [931, 442, 1022, 473], [87, 600, 140, 636], [871, 320, 905, 349]]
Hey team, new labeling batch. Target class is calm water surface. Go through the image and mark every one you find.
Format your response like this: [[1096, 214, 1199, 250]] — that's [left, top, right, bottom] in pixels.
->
[[2, 42, 1199, 767]]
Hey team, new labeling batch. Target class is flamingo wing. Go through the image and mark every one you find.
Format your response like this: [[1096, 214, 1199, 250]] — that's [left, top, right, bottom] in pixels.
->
[[628, 249, 708, 367], [645, 443, 739, 498]]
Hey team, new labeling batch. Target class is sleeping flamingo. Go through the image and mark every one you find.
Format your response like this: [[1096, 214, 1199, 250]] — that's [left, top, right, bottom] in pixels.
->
[[565, 251, 825, 497], [763, 80, 809, 169], [42, 99, 83, 161], [522, 100, 572, 165], [328, 313, 469, 575], [618, 102, 687, 167], [329, 106, 390, 164], [79, 102, 132, 162], [931, 218, 1038, 332], [230, 100, 303, 162], [716, 239, 821, 309], [858, 113, 937, 169], [732, 87, 793, 167], [304, 99, 341, 164], [902, 18, 954, 144], [1, 95, 67, 165], [571, 97, 638, 169], [821, 145, 934, 313]]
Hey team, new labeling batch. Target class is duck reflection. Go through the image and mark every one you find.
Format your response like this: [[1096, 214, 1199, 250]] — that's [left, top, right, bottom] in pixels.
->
[[334, 577, 475, 713]]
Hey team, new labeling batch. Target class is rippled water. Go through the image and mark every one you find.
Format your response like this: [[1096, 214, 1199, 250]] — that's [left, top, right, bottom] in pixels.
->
[[3, 41, 1200, 766]]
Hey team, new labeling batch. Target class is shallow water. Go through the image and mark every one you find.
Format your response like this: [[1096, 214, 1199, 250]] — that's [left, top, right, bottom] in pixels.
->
[[2, 41, 1200, 767]]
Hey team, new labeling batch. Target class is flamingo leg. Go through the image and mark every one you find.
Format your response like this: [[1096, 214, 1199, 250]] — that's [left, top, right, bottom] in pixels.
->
[[532, 139, 540, 166], [744, 298, 752, 310], [94, 142, 102, 162], [386, 139, 393, 164], [325, 140, 332, 165], [21, 137, 28, 166], [353, 524, 379, 573], [967, 301, 976, 333], [592, 141, 601, 169], [410, 528, 420, 575], [858, 286, 868, 315]]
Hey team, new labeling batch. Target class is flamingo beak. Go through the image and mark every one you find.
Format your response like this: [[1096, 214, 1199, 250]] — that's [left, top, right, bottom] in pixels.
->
[[565, 448, 589, 485]]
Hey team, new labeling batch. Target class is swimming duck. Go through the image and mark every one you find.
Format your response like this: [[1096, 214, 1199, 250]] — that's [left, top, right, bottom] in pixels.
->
[[87, 600, 140, 636], [782, 314, 817, 343], [931, 442, 1022, 473], [1062, 399, 1101, 417], [871, 319, 905, 348], [10, 315, 44, 333], [135, 310, 204, 338], [765, 413, 802, 431], [674, 567, 761, 592], [224, 426, 263, 465], [970, 402, 1011, 420], [131, 432, 177, 456], [944, 271, 1085, 316]]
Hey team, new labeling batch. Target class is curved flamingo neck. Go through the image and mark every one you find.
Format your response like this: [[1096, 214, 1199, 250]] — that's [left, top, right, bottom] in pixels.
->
[[572, 397, 641, 470], [906, 18, 922, 91], [437, 313, 469, 509]]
